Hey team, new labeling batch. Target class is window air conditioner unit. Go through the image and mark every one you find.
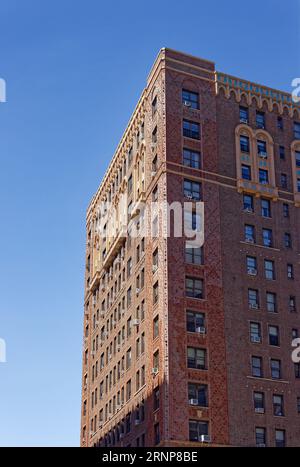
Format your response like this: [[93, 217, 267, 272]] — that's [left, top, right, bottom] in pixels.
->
[[196, 326, 206, 334], [257, 443, 266, 448], [259, 151, 267, 158], [248, 268, 257, 276], [200, 435, 211, 443], [240, 118, 248, 124], [183, 100, 191, 107], [132, 319, 140, 326], [252, 336, 261, 343], [250, 303, 258, 309], [244, 207, 253, 213], [189, 399, 199, 406], [245, 238, 255, 244], [186, 194, 193, 200], [255, 407, 265, 414], [152, 367, 159, 375]]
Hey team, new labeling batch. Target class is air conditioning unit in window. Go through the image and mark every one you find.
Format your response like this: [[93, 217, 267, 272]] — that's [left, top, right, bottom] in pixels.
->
[[196, 326, 206, 334], [200, 435, 211, 443], [134, 419, 141, 426], [258, 151, 267, 158], [248, 268, 257, 276], [183, 100, 191, 107], [151, 367, 159, 375], [132, 319, 140, 326], [255, 407, 265, 414], [257, 443, 266, 448], [245, 238, 255, 244], [189, 398, 199, 406], [252, 336, 261, 343], [250, 303, 258, 309], [240, 118, 248, 124], [243, 207, 253, 213], [186, 194, 193, 200]]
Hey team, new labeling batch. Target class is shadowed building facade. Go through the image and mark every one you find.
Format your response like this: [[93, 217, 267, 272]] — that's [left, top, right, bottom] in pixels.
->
[[81, 49, 300, 447]]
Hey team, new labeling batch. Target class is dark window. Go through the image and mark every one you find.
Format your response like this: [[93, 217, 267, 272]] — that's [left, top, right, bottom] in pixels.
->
[[252, 356, 263, 377], [154, 423, 160, 445], [262, 229, 273, 247], [256, 112, 265, 129], [271, 359, 281, 379], [240, 135, 250, 152], [184, 179, 201, 200], [247, 256, 257, 275], [289, 296, 296, 313], [153, 281, 159, 305], [254, 392, 265, 412], [185, 243, 203, 265], [265, 260, 275, 280], [279, 146, 285, 160], [294, 122, 300, 139], [153, 387, 159, 411], [259, 169, 269, 184], [269, 326, 279, 346], [243, 195, 254, 212], [281, 173, 288, 189], [242, 164, 251, 180], [239, 106, 248, 123], [183, 148, 201, 168], [277, 117, 283, 130], [295, 363, 300, 378], [266, 292, 277, 313], [296, 151, 300, 167], [153, 316, 159, 339], [284, 232, 292, 248], [188, 383, 208, 407], [185, 277, 204, 299], [248, 289, 259, 309], [250, 322, 261, 343], [182, 89, 199, 109], [273, 394, 284, 416], [245, 224, 255, 242], [257, 140, 267, 156], [152, 96, 157, 116], [283, 203, 289, 218], [189, 420, 209, 442], [183, 120, 200, 139], [261, 199, 271, 217], [255, 427, 266, 446], [187, 347, 207, 370], [152, 126, 157, 143], [297, 179, 300, 192], [287, 264, 294, 279], [275, 430, 286, 448], [186, 310, 205, 333]]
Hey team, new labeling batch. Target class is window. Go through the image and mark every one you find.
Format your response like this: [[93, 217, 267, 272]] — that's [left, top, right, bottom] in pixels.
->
[[153, 316, 159, 339], [248, 289, 259, 309], [127, 258, 132, 278], [297, 179, 300, 192], [273, 395, 284, 416], [189, 420, 209, 442], [255, 427, 266, 447], [188, 383, 208, 407], [245, 224, 255, 242], [252, 356, 263, 378], [261, 199, 271, 217], [262, 229, 273, 247], [287, 264, 294, 279], [279, 146, 285, 160], [152, 126, 157, 143], [275, 430, 286, 448], [257, 140, 267, 156], [186, 310, 205, 333], [243, 194, 254, 212], [183, 120, 200, 139], [153, 350, 159, 370], [295, 363, 300, 379], [266, 292, 277, 313], [184, 208, 201, 232], [153, 281, 159, 305], [182, 89, 199, 109], [292, 329, 299, 339], [296, 151, 300, 168], [250, 322, 261, 343], [152, 155, 158, 173], [152, 248, 158, 270], [281, 173, 288, 189], [240, 135, 250, 153], [254, 392, 265, 412], [259, 169, 269, 185], [290, 296, 297, 313], [277, 116, 283, 130], [185, 242, 203, 265], [242, 164, 251, 180], [152, 96, 157, 116], [153, 387, 160, 411], [284, 232, 292, 248], [270, 359, 281, 379], [239, 106, 248, 123], [256, 111, 265, 129], [152, 185, 158, 202], [126, 348, 132, 369], [185, 277, 204, 299], [269, 325, 279, 346], [184, 179, 201, 200], [187, 347, 207, 370], [154, 423, 160, 445], [297, 397, 300, 414], [264, 260, 275, 280], [183, 148, 201, 169], [247, 256, 257, 275], [126, 379, 131, 401], [294, 122, 300, 139], [283, 203, 289, 218]]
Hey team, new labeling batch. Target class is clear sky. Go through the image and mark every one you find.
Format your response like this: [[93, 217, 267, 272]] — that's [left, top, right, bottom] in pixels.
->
[[0, 0, 299, 447]]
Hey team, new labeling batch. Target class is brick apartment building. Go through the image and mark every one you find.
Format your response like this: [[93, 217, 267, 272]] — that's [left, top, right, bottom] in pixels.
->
[[81, 48, 300, 447]]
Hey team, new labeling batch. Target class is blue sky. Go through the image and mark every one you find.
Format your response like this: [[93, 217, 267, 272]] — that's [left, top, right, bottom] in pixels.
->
[[0, 0, 299, 447]]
